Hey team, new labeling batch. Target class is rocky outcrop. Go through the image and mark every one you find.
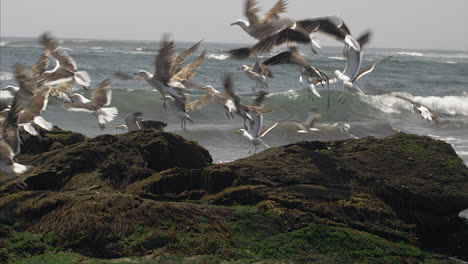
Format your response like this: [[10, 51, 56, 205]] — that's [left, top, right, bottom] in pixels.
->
[[1, 131, 467, 262]]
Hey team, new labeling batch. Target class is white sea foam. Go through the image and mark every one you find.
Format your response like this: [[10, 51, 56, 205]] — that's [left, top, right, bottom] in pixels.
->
[[363, 93, 468, 117], [0, 42, 7, 46], [0, 72, 14, 81], [0, 90, 13, 98], [208, 54, 229, 60], [328, 56, 346, 61], [91, 47, 103, 50], [396, 52, 424, 57], [413, 95, 468, 116]]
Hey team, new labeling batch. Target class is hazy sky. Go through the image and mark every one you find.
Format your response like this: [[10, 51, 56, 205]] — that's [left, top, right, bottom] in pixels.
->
[[1, 0, 467, 50]]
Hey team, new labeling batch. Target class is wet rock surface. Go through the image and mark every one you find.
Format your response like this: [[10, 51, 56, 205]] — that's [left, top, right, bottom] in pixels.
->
[[1, 130, 467, 262]]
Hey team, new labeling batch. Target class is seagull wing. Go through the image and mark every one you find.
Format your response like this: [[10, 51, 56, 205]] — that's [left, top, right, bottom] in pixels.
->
[[356, 31, 372, 48], [23, 86, 51, 116], [223, 74, 241, 106], [186, 93, 213, 111], [31, 52, 50, 82], [259, 121, 278, 138], [1, 95, 23, 155], [171, 49, 206, 83], [245, 0, 261, 26], [41, 32, 77, 72], [113, 71, 134, 80], [251, 28, 311, 54], [91, 78, 112, 107], [14, 64, 39, 97], [252, 57, 262, 74], [63, 102, 96, 113], [353, 56, 392, 82], [172, 40, 203, 75], [264, 47, 308, 67], [297, 16, 350, 40], [0, 138, 15, 161], [259, 0, 287, 23], [253, 90, 268, 106], [155, 34, 176, 83], [139, 120, 167, 130]]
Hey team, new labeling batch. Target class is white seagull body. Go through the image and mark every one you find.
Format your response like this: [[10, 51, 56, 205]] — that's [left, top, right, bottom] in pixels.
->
[[64, 79, 118, 130], [236, 112, 278, 154]]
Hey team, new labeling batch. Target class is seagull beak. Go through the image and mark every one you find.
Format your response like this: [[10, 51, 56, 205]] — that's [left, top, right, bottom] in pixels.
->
[[230, 22, 236, 26], [234, 130, 240, 134]]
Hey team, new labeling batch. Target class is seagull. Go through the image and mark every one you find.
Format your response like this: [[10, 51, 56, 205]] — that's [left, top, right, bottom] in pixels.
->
[[238, 56, 273, 91], [264, 47, 329, 97], [334, 31, 373, 102], [287, 108, 321, 133], [39, 32, 91, 89], [393, 95, 438, 121], [223, 74, 254, 128], [165, 95, 193, 131], [235, 88, 278, 154], [235, 106, 278, 154], [116, 112, 167, 132], [0, 95, 32, 176], [184, 83, 237, 119], [7, 64, 40, 101], [64, 78, 118, 130], [134, 35, 205, 110], [1, 95, 23, 156], [11, 65, 54, 135], [230, 0, 289, 41], [230, 2, 360, 59], [18, 86, 54, 136]]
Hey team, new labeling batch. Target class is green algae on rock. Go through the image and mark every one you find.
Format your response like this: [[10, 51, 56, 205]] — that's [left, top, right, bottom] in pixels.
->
[[0, 131, 467, 263]]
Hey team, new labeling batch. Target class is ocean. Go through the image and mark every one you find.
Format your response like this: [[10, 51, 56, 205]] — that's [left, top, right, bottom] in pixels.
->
[[1, 37, 467, 164]]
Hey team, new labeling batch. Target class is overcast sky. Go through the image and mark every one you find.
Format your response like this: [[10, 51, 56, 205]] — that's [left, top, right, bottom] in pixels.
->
[[1, 0, 467, 51]]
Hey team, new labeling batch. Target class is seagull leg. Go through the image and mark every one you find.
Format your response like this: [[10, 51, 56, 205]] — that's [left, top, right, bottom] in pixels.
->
[[248, 144, 253, 154], [338, 92, 346, 104]]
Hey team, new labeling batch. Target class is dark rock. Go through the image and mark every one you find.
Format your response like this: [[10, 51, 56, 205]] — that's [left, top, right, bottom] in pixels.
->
[[1, 131, 467, 261]]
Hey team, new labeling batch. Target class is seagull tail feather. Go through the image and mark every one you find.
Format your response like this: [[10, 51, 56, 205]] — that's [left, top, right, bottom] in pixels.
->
[[13, 162, 33, 175], [97, 107, 118, 123], [74, 71, 91, 87]]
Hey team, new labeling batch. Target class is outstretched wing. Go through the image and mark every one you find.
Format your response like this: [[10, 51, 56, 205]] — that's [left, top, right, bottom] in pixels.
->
[[245, 0, 260, 26], [154, 33, 176, 83], [172, 40, 203, 75], [259, 0, 287, 23], [353, 55, 392, 82], [171, 49, 206, 83], [91, 78, 112, 107], [252, 28, 311, 54]]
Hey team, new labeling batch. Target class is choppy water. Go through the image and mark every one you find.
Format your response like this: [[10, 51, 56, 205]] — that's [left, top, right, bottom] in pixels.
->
[[1, 37, 467, 163]]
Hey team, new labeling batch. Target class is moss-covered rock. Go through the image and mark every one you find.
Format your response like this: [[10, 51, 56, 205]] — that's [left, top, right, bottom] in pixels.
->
[[0, 131, 467, 263]]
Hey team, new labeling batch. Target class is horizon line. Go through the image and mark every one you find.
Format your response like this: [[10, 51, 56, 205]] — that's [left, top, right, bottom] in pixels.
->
[[1, 35, 467, 53]]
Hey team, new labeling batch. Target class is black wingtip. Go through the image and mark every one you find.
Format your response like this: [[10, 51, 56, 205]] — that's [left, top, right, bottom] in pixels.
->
[[228, 47, 251, 59]]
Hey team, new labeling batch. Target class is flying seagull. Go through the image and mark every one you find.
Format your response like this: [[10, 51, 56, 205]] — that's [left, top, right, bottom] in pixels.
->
[[134, 35, 205, 110], [64, 78, 118, 130], [230, 3, 360, 59], [39, 32, 91, 89], [287, 108, 321, 133], [18, 85, 54, 136], [393, 95, 438, 121], [234, 91, 278, 154], [264, 47, 329, 98], [0, 95, 32, 176], [238, 56, 273, 91]]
